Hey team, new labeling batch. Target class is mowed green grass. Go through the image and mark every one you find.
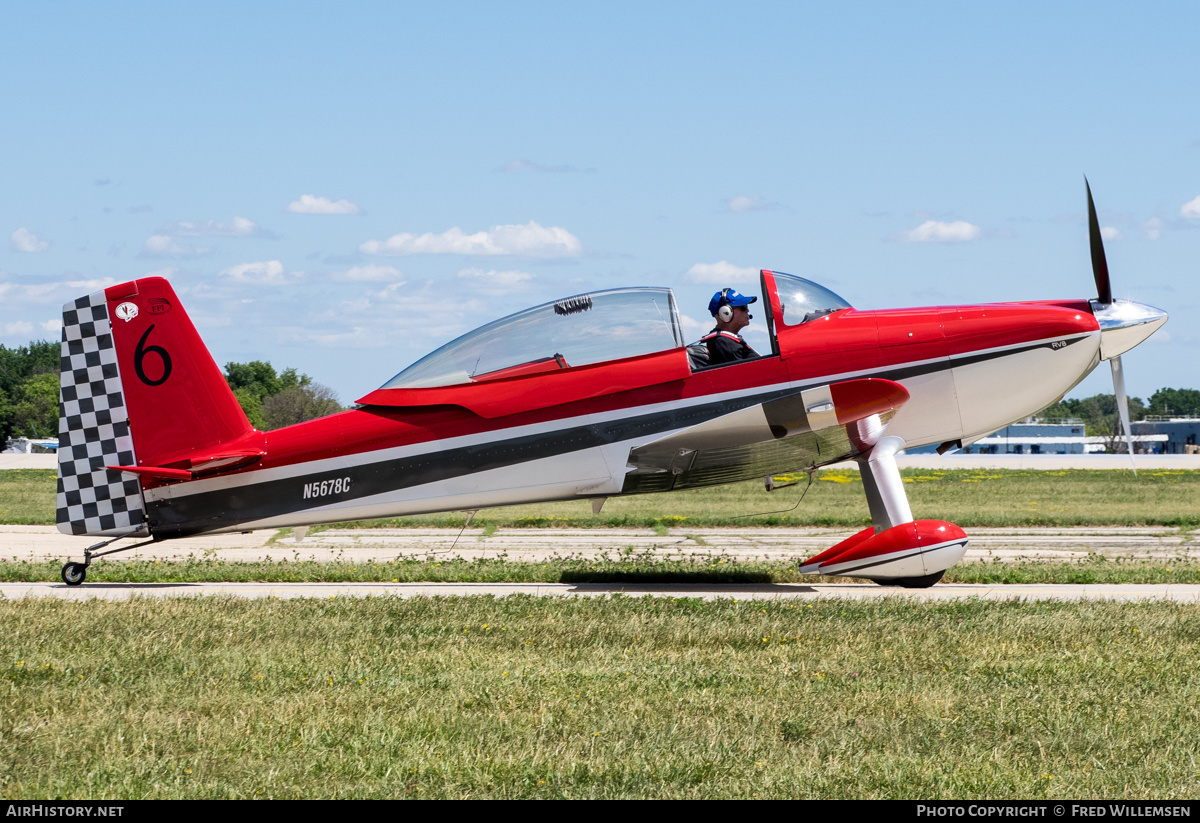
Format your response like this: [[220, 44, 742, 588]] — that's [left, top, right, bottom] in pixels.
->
[[4, 555, 1200, 585], [2, 596, 1198, 799], [4, 468, 1200, 528], [0, 470, 56, 526]]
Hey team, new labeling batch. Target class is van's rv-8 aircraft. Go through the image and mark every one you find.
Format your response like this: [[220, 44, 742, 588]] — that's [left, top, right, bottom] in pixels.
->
[[56, 184, 1167, 587]]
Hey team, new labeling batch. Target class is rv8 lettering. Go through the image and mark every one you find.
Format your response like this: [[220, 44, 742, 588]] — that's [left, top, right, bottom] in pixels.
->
[[303, 477, 351, 499]]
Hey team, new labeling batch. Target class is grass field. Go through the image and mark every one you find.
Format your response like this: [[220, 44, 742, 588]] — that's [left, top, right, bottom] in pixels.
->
[[2, 595, 1198, 799], [4, 468, 1200, 528], [0, 470, 56, 526], [3, 555, 1200, 585]]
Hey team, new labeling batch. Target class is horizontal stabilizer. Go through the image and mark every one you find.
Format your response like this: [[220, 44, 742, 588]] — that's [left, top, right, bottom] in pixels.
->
[[107, 465, 192, 481], [108, 446, 265, 482]]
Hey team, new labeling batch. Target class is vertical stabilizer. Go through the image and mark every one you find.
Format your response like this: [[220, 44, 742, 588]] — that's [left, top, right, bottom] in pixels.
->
[[101, 277, 256, 468]]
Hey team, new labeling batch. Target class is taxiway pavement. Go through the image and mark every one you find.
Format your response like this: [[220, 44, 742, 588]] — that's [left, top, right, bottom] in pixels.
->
[[5, 525, 1196, 603], [4, 524, 1198, 566]]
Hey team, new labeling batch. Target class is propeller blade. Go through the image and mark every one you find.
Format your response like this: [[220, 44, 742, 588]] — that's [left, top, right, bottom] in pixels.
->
[[1086, 178, 1113, 304], [1110, 355, 1136, 474]]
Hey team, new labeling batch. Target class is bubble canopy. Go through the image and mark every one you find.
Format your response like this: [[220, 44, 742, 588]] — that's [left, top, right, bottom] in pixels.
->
[[380, 287, 685, 389], [770, 271, 853, 327]]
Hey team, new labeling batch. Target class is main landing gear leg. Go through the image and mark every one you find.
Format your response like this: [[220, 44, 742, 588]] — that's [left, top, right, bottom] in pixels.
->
[[855, 436, 944, 589], [857, 435, 913, 533], [61, 527, 152, 586]]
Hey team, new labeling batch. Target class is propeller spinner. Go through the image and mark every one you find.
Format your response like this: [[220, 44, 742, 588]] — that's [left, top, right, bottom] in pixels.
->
[[1084, 179, 1168, 467]]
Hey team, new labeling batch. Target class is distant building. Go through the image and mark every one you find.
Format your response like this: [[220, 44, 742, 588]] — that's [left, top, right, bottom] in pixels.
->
[[902, 418, 1167, 456], [962, 419, 1088, 455], [1131, 417, 1200, 455], [1, 437, 59, 454]]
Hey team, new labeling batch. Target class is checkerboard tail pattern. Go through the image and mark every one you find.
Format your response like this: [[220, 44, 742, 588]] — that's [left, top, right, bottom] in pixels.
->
[[56, 290, 147, 536]]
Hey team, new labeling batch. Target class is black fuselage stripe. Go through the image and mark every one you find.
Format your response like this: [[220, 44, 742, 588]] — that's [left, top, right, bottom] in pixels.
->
[[147, 385, 801, 537], [146, 335, 1088, 537]]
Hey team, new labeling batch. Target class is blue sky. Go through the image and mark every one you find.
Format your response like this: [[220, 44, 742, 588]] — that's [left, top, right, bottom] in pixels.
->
[[3, 1, 1196, 404]]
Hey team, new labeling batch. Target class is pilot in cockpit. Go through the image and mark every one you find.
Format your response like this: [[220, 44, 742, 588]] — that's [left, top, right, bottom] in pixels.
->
[[701, 287, 759, 364]]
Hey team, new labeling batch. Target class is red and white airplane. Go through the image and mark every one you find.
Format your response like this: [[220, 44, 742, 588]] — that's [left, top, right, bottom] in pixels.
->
[[56, 184, 1166, 587]]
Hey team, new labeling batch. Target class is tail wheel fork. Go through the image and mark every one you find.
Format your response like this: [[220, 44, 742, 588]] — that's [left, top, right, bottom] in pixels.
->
[[60, 527, 153, 587]]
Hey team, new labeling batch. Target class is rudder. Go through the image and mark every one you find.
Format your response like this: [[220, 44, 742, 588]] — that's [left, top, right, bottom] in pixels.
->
[[57, 290, 146, 536]]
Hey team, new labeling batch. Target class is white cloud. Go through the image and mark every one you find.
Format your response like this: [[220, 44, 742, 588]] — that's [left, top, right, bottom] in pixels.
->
[[334, 264, 404, 282], [685, 260, 759, 284], [365, 282, 409, 301], [677, 313, 709, 336], [1100, 226, 1122, 241], [11, 227, 49, 253], [728, 195, 762, 213], [457, 268, 534, 293], [65, 278, 116, 292], [0, 279, 115, 312], [287, 195, 362, 215], [19, 283, 62, 300], [159, 217, 268, 237], [361, 221, 582, 258], [219, 260, 299, 285], [142, 235, 211, 258], [726, 195, 779, 213], [1143, 218, 1163, 240], [898, 220, 982, 243], [280, 312, 471, 350], [301, 326, 381, 347], [3, 321, 34, 336], [41, 319, 62, 334], [1181, 196, 1200, 220]]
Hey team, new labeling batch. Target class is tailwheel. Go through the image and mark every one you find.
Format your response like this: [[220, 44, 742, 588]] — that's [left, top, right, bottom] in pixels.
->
[[874, 570, 945, 589], [61, 562, 87, 586]]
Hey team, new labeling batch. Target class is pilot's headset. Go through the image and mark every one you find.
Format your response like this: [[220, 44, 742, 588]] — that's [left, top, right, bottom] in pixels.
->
[[716, 288, 735, 323]]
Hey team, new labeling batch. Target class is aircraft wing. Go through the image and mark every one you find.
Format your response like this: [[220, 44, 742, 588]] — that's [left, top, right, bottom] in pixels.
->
[[622, 378, 908, 494]]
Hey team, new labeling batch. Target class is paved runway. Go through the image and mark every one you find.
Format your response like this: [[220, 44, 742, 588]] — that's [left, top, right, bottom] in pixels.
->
[[5, 524, 1198, 565], [5, 525, 1197, 604], [5, 581, 1200, 602]]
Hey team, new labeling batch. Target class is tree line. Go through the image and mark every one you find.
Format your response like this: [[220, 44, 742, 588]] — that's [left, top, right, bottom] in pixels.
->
[[0, 340, 342, 443], [1039, 387, 1200, 435], [222, 360, 343, 430]]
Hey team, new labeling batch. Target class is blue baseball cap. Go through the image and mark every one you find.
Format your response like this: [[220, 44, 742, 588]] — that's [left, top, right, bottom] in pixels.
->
[[708, 288, 758, 316]]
